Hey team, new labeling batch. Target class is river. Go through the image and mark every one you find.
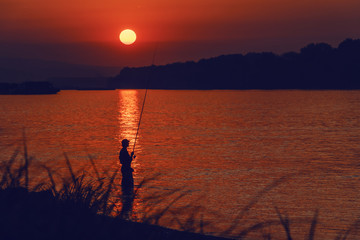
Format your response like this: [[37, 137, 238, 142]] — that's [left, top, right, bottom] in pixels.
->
[[0, 90, 359, 239]]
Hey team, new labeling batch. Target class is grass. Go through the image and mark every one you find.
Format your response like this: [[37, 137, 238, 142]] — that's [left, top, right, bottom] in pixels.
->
[[0, 138, 359, 239], [0, 138, 230, 240]]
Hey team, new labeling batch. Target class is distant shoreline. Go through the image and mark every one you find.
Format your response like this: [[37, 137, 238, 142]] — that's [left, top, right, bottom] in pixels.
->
[[2, 88, 360, 95], [0, 81, 60, 95], [110, 38, 360, 90], [1, 38, 359, 91]]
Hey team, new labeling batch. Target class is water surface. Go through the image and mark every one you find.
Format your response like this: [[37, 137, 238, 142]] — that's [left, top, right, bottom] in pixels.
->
[[0, 90, 359, 239]]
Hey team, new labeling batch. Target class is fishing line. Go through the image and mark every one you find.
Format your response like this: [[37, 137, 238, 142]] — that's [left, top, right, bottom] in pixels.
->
[[132, 45, 158, 153]]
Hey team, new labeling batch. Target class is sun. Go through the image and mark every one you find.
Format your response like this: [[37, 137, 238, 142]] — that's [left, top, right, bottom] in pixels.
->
[[119, 29, 136, 45]]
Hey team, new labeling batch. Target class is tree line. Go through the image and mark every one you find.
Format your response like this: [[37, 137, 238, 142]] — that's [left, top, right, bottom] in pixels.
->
[[109, 38, 360, 90]]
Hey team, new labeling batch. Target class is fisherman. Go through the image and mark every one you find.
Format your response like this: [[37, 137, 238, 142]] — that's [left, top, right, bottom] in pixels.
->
[[119, 139, 135, 173], [119, 139, 135, 218], [119, 139, 135, 190]]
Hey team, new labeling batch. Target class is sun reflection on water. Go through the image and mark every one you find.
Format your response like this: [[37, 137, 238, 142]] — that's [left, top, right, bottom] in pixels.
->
[[118, 90, 140, 150], [116, 90, 141, 219]]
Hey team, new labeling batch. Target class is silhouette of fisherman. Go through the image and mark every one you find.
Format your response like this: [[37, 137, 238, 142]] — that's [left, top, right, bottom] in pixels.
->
[[119, 139, 135, 219], [119, 139, 135, 188]]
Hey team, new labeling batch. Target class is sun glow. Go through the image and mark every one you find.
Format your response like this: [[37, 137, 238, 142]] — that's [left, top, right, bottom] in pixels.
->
[[119, 29, 136, 45]]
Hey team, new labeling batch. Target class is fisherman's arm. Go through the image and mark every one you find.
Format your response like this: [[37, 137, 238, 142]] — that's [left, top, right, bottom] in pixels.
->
[[130, 151, 136, 161]]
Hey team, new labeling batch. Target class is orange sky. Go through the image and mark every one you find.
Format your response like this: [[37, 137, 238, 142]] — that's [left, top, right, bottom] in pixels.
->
[[1, 0, 360, 66]]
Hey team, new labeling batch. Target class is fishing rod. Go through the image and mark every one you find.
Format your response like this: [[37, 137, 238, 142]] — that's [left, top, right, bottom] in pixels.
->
[[132, 46, 158, 154]]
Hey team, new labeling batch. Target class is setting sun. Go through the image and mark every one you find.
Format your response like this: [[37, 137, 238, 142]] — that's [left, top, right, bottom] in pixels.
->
[[119, 29, 136, 45]]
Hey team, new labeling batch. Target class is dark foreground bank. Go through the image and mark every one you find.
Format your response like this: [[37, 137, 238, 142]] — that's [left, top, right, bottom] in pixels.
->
[[2, 141, 358, 240], [0, 187, 232, 240], [0, 143, 232, 240]]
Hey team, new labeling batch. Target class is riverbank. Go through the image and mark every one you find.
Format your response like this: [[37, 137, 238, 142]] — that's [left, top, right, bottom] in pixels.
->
[[0, 187, 232, 240], [0, 143, 233, 240], [1, 139, 358, 239]]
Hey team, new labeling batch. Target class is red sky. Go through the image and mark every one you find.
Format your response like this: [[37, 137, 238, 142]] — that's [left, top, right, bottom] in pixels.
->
[[1, 0, 360, 67]]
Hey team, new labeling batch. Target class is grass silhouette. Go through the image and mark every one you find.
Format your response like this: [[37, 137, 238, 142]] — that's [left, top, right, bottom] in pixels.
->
[[0, 138, 359, 239], [0, 138, 230, 240]]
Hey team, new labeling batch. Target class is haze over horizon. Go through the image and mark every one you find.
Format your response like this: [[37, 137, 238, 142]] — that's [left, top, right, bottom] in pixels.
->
[[1, 0, 360, 67]]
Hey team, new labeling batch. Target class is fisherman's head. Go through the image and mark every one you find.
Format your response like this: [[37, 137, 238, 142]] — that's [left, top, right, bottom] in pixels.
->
[[122, 139, 130, 148]]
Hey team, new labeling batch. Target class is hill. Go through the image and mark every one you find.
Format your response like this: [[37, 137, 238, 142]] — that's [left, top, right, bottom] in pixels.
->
[[110, 38, 360, 90]]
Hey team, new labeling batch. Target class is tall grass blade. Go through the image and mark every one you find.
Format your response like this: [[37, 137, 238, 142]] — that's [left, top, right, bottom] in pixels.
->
[[223, 175, 289, 235], [0, 148, 19, 188], [275, 206, 292, 240], [42, 164, 57, 195], [307, 209, 319, 240], [64, 153, 76, 184], [144, 191, 190, 225], [100, 168, 119, 215], [237, 219, 280, 239], [88, 154, 102, 183], [22, 129, 29, 189]]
